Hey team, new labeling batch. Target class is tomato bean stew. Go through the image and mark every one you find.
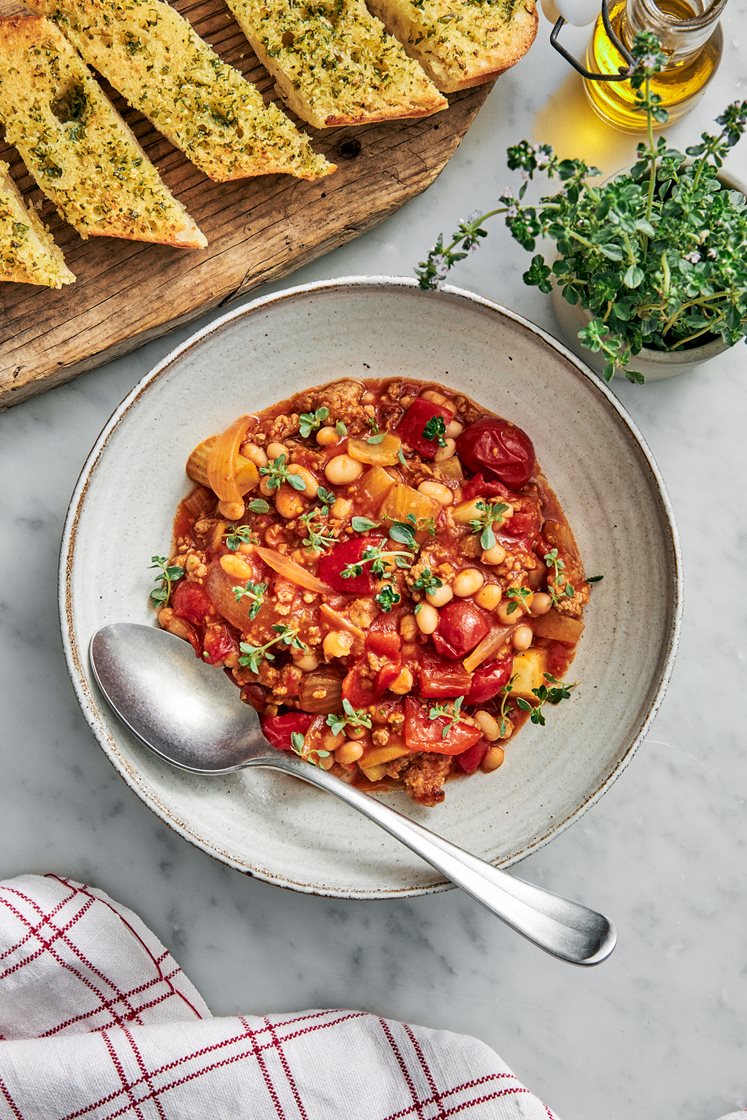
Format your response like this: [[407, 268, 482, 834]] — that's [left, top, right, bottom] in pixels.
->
[[151, 379, 592, 806]]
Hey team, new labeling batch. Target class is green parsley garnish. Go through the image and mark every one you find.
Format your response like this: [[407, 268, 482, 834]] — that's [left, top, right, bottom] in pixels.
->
[[259, 454, 306, 492], [232, 579, 268, 621], [469, 500, 509, 551], [326, 698, 373, 737], [544, 548, 575, 606], [413, 568, 443, 595], [516, 673, 575, 726], [422, 415, 447, 447], [428, 696, 472, 739], [298, 406, 329, 438], [149, 555, 184, 607], [238, 624, 308, 673]]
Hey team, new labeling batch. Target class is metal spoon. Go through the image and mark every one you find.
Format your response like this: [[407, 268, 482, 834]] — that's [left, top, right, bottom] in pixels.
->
[[90, 623, 616, 965]]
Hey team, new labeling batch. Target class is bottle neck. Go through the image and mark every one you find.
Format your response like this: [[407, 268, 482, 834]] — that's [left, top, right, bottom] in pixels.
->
[[622, 0, 727, 60]]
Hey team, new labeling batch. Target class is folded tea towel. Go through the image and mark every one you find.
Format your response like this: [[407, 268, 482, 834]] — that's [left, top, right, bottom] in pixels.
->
[[0, 874, 558, 1119]]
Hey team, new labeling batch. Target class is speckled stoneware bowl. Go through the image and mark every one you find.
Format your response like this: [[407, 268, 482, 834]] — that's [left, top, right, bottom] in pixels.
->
[[60, 277, 682, 899]]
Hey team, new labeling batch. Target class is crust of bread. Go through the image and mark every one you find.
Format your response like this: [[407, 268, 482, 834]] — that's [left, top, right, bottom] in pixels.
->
[[0, 160, 75, 286], [28, 0, 334, 181], [0, 16, 206, 248], [225, 0, 446, 130], [366, 0, 538, 93]]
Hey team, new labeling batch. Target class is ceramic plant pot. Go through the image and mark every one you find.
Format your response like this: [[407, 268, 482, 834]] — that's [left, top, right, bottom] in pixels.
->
[[550, 168, 746, 382]]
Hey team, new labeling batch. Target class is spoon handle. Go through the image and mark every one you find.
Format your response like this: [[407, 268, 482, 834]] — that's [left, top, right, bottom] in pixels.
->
[[252, 753, 616, 965]]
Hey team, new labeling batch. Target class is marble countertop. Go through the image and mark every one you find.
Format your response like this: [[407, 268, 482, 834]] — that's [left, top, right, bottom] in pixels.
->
[[1, 8, 746, 1119]]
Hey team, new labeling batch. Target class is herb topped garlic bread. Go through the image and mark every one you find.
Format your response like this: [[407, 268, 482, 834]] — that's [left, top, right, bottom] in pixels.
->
[[224, 0, 446, 129], [0, 16, 206, 248], [0, 160, 75, 287], [29, 0, 334, 182], [366, 0, 538, 93]]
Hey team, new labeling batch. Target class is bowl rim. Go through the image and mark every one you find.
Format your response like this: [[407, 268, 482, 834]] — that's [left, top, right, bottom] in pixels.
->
[[59, 274, 684, 899]]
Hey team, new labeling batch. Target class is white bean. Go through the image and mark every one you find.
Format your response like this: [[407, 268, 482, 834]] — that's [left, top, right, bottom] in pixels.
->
[[324, 454, 363, 486], [452, 568, 484, 598], [415, 603, 439, 635]]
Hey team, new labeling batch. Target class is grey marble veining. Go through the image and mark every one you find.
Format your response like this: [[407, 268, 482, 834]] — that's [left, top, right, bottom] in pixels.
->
[[1, 7, 747, 1119]]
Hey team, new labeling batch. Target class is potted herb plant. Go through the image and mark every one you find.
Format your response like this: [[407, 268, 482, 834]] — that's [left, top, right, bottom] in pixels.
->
[[416, 33, 747, 384]]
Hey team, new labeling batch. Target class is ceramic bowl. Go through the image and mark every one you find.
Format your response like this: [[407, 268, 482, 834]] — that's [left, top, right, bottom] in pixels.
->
[[60, 277, 682, 899]]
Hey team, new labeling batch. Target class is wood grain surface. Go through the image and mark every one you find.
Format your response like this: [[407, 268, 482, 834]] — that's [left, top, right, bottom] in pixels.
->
[[0, 0, 492, 409]]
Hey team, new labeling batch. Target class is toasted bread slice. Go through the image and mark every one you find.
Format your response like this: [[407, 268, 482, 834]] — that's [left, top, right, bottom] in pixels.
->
[[224, 0, 446, 129], [29, 0, 334, 182], [0, 160, 75, 287], [0, 17, 206, 248], [366, 0, 538, 93]]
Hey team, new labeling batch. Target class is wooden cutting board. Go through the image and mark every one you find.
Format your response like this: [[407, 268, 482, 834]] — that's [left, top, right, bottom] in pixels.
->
[[0, 0, 492, 410]]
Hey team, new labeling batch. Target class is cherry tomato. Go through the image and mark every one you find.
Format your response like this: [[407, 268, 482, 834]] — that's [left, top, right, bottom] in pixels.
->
[[466, 656, 513, 705], [501, 498, 541, 543], [261, 712, 314, 751], [172, 580, 214, 627], [431, 600, 492, 661], [395, 397, 454, 460], [366, 610, 403, 658], [342, 654, 401, 706], [403, 698, 481, 756], [461, 472, 511, 503], [317, 535, 384, 594], [416, 651, 472, 698], [455, 738, 490, 774], [202, 621, 239, 666], [457, 417, 535, 488]]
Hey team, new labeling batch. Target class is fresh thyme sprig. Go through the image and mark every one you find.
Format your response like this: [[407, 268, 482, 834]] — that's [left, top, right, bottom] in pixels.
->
[[428, 696, 472, 740], [232, 579, 268, 621], [469, 500, 509, 551], [298, 406, 329, 438], [290, 730, 330, 766], [413, 568, 443, 595], [516, 673, 575, 726], [341, 545, 414, 580], [326, 698, 373, 737], [351, 516, 380, 533], [259, 454, 306, 492], [238, 624, 308, 673], [504, 586, 532, 615], [149, 556, 184, 608], [299, 506, 339, 552], [376, 583, 401, 612], [544, 548, 575, 607], [498, 675, 518, 738]]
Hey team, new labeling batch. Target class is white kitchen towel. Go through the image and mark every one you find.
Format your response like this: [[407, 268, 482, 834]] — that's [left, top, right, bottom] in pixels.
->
[[0, 873, 557, 1119]]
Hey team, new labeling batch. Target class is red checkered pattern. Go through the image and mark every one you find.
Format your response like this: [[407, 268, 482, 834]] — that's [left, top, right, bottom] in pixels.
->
[[0, 875, 564, 1119]]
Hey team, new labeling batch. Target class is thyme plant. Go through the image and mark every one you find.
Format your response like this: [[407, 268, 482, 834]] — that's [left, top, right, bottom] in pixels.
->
[[416, 33, 747, 383]]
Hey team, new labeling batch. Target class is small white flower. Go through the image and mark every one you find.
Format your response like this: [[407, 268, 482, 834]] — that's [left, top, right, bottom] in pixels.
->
[[506, 204, 519, 219], [684, 251, 701, 264], [430, 253, 449, 284], [707, 247, 718, 259], [466, 209, 482, 224], [533, 145, 550, 169], [519, 170, 530, 182]]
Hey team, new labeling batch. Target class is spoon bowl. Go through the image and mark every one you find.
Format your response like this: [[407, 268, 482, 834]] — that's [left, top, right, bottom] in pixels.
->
[[90, 622, 617, 966]]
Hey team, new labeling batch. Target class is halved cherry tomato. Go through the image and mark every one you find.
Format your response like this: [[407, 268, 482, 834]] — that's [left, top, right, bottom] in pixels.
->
[[395, 398, 454, 460], [431, 600, 492, 661], [202, 621, 239, 666], [455, 738, 490, 774], [261, 712, 314, 751], [317, 535, 384, 595], [461, 472, 511, 503], [500, 498, 541, 543], [366, 610, 403, 658], [342, 654, 401, 706], [417, 651, 472, 698], [457, 418, 535, 488], [172, 580, 214, 627], [403, 698, 480, 756], [466, 656, 513, 704]]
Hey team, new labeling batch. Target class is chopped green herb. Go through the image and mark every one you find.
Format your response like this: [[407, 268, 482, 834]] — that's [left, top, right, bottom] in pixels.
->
[[469, 500, 509, 551], [504, 586, 532, 615], [422, 415, 447, 447], [300, 505, 339, 552], [341, 544, 413, 580], [259, 454, 306, 492], [335, 420, 348, 437], [232, 579, 268, 621], [247, 498, 271, 514], [376, 583, 401, 612], [351, 516, 380, 533], [366, 432, 386, 445], [317, 486, 336, 508], [326, 698, 373, 737], [149, 555, 184, 608], [397, 447, 409, 470], [238, 624, 308, 673], [388, 515, 419, 550], [428, 696, 472, 739], [515, 673, 575, 726], [413, 568, 443, 595], [298, 406, 329, 438], [498, 675, 518, 738], [544, 548, 575, 606], [290, 729, 330, 766], [366, 415, 380, 435]]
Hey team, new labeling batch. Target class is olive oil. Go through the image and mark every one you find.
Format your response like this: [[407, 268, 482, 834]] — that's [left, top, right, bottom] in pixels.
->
[[584, 0, 724, 132]]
